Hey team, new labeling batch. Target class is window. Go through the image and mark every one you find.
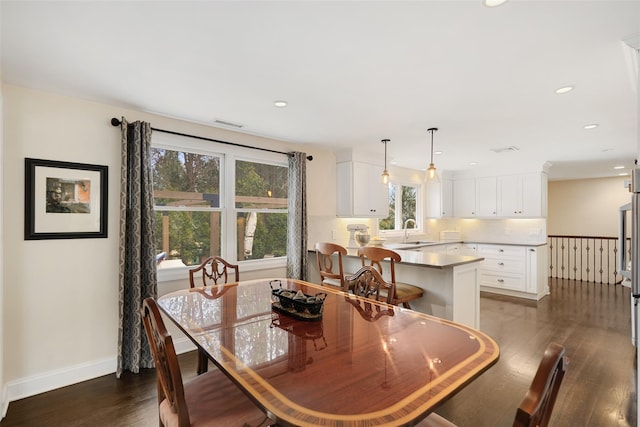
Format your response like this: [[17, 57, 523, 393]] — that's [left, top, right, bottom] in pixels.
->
[[151, 135, 288, 273], [152, 148, 222, 267], [379, 182, 420, 232], [235, 160, 288, 260]]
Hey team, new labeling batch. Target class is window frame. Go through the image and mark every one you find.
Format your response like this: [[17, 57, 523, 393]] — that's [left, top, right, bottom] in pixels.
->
[[378, 180, 423, 236], [152, 132, 288, 283]]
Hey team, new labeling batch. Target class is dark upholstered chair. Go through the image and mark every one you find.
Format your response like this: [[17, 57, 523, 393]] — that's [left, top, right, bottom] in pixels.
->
[[357, 246, 424, 308], [418, 342, 568, 427], [141, 298, 273, 427]]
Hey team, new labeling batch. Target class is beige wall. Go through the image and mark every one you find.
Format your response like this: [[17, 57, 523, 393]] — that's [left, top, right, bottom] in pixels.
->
[[1, 84, 337, 403], [548, 177, 630, 237]]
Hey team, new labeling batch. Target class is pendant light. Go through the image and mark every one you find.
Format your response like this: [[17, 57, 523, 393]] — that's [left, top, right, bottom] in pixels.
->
[[381, 139, 390, 184], [426, 128, 439, 182]]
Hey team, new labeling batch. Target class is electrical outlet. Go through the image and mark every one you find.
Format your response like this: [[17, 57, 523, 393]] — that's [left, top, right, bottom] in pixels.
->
[[331, 229, 337, 240]]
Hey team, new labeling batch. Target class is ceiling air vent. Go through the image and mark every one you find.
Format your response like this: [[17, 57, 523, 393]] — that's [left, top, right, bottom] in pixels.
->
[[490, 146, 519, 153], [214, 119, 244, 129]]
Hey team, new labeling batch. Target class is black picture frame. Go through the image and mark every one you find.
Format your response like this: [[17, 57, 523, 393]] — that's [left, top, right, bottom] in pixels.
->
[[25, 158, 108, 240]]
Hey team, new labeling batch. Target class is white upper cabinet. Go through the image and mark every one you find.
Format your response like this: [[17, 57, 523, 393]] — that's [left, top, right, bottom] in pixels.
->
[[453, 178, 476, 217], [497, 172, 547, 217], [336, 161, 389, 217], [426, 178, 453, 218], [452, 171, 547, 219], [453, 176, 496, 217], [476, 176, 497, 217]]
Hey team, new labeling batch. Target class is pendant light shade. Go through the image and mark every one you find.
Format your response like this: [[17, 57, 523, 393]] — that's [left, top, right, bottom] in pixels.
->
[[381, 139, 390, 184], [426, 128, 439, 182]]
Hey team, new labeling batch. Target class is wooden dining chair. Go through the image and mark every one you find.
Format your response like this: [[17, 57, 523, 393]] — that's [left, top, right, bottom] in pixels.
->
[[357, 246, 424, 309], [315, 242, 348, 288], [343, 265, 395, 304], [344, 294, 395, 322], [189, 256, 239, 288], [189, 256, 239, 374], [141, 298, 274, 427], [418, 342, 568, 427]]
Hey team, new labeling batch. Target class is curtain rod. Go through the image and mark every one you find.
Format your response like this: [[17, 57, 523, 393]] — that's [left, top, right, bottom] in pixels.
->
[[110, 118, 312, 161]]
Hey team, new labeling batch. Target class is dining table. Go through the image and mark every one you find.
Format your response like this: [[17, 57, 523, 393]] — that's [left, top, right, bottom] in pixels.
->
[[157, 278, 500, 426]]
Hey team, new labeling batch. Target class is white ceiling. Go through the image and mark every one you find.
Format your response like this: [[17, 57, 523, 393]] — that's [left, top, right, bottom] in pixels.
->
[[2, 1, 640, 180]]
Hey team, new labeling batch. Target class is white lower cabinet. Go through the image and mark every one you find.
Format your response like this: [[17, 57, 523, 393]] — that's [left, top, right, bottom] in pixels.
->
[[446, 243, 477, 256], [477, 244, 548, 300]]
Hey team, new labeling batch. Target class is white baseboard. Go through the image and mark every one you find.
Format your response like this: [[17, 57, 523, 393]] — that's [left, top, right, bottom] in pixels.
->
[[1, 384, 9, 419], [173, 336, 197, 355], [6, 356, 117, 403], [4, 337, 196, 407]]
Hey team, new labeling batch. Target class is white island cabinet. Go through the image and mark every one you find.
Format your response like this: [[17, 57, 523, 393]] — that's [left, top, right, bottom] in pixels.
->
[[336, 161, 389, 217], [307, 249, 485, 329]]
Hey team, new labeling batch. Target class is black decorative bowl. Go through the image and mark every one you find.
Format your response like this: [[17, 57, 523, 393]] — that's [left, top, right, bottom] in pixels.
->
[[269, 280, 327, 320]]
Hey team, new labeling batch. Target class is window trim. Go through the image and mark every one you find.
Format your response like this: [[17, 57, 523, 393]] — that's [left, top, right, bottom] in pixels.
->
[[152, 132, 289, 282]]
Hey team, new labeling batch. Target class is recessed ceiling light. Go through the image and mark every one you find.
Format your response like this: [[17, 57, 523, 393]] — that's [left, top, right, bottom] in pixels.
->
[[274, 100, 288, 108], [614, 166, 625, 170], [619, 172, 629, 176], [470, 162, 478, 166], [483, 0, 508, 7], [555, 85, 574, 94], [583, 123, 599, 130], [435, 150, 443, 155]]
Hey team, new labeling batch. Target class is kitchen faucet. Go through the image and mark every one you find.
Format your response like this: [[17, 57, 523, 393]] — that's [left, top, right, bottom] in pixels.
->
[[403, 218, 416, 243]]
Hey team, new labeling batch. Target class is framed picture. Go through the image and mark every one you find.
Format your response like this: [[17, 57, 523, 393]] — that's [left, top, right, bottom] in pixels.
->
[[25, 158, 108, 240]]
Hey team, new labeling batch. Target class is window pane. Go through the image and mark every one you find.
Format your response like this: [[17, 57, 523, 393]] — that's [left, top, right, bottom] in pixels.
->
[[235, 160, 288, 209], [155, 211, 222, 267], [402, 185, 417, 226], [379, 185, 396, 230], [151, 148, 221, 208], [237, 212, 287, 260]]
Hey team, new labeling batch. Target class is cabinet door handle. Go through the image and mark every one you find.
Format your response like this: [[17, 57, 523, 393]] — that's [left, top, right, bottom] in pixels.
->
[[499, 249, 504, 252], [498, 279, 505, 283], [498, 262, 505, 266]]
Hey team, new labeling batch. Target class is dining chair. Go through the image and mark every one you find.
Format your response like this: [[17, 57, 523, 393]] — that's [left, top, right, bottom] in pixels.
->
[[418, 342, 568, 427], [315, 242, 348, 288], [344, 295, 395, 322], [141, 298, 274, 427], [343, 265, 395, 304], [357, 246, 424, 309], [188, 256, 239, 374], [189, 256, 239, 288]]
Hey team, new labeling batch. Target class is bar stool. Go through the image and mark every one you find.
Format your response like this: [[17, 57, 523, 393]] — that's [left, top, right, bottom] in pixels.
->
[[314, 242, 347, 289], [357, 246, 424, 309]]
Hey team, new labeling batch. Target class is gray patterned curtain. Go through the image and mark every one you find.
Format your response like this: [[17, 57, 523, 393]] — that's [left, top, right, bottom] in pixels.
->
[[286, 152, 308, 280], [117, 118, 158, 377]]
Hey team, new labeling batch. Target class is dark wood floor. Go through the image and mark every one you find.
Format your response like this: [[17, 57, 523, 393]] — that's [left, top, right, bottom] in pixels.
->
[[1, 278, 636, 427]]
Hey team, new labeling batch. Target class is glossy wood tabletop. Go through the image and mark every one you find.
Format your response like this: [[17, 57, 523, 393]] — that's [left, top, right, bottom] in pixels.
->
[[157, 279, 500, 427]]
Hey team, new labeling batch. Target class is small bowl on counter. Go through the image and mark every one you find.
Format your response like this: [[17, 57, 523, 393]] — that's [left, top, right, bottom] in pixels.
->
[[368, 237, 386, 247]]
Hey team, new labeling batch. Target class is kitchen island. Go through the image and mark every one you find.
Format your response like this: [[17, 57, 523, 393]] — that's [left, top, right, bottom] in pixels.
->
[[307, 248, 484, 329]]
